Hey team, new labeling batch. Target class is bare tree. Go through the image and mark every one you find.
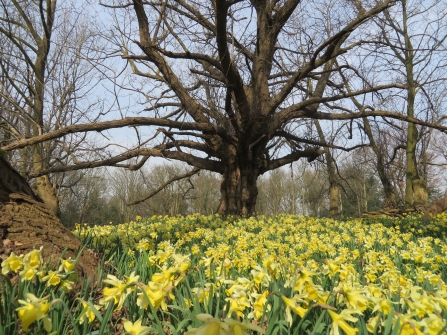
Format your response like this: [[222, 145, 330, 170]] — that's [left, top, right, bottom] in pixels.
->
[[346, 0, 447, 209], [188, 171, 220, 215], [338, 151, 382, 217], [0, 0, 104, 216], [3, 0, 447, 217]]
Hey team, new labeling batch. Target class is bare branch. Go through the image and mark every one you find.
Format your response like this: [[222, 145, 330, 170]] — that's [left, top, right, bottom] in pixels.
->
[[127, 167, 200, 206]]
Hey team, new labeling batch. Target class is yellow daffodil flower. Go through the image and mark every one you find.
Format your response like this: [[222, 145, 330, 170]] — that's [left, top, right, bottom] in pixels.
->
[[137, 281, 171, 311], [79, 301, 101, 324], [123, 318, 150, 335], [20, 263, 38, 281], [16, 293, 52, 332], [99, 274, 132, 310], [371, 297, 393, 315], [250, 290, 270, 320], [23, 247, 43, 268], [42, 270, 63, 287], [172, 253, 191, 272], [185, 314, 229, 335], [59, 258, 75, 272], [192, 285, 212, 304], [223, 318, 265, 335], [419, 314, 446, 335], [1, 252, 23, 274], [282, 295, 308, 325], [340, 285, 369, 312], [152, 266, 176, 286], [125, 271, 140, 290], [251, 266, 271, 288], [366, 314, 381, 333], [395, 315, 424, 335], [225, 293, 251, 318], [327, 309, 361, 335]]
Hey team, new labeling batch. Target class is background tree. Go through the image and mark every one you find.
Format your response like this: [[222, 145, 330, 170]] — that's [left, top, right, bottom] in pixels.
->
[[347, 0, 447, 209], [188, 171, 221, 215], [338, 151, 382, 216], [126, 163, 194, 217], [0, 0, 104, 216], [59, 168, 125, 227]]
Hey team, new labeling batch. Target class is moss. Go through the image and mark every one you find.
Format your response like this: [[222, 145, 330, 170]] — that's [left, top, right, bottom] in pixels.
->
[[66, 270, 81, 284]]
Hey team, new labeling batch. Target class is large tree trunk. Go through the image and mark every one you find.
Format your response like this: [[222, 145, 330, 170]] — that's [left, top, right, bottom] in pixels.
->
[[216, 161, 259, 217], [0, 157, 98, 279]]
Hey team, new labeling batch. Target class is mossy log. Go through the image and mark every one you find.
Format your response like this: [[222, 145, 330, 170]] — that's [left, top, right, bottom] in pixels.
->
[[361, 208, 421, 219]]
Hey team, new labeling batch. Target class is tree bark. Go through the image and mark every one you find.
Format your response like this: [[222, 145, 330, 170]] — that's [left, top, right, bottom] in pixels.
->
[[0, 156, 98, 279], [313, 119, 339, 217], [329, 182, 340, 218], [397, 0, 428, 210], [216, 159, 260, 217], [30, 1, 61, 217]]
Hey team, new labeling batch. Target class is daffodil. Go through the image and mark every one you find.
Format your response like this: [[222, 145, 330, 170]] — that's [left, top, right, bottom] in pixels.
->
[[42, 270, 63, 286], [289, 268, 317, 292], [125, 271, 140, 290], [79, 301, 101, 324], [282, 295, 308, 325], [152, 266, 176, 286], [16, 293, 52, 332], [223, 318, 265, 335], [137, 281, 171, 311], [172, 253, 191, 272], [192, 284, 212, 304], [137, 239, 151, 252], [251, 266, 271, 288], [123, 318, 150, 335], [225, 292, 251, 318], [370, 297, 394, 315], [23, 247, 43, 268], [20, 263, 38, 281], [323, 259, 340, 278], [59, 280, 74, 292], [327, 309, 361, 335], [1, 252, 23, 274], [340, 285, 369, 312], [366, 314, 381, 333], [99, 274, 132, 310], [249, 290, 270, 320], [394, 315, 424, 335], [59, 258, 75, 272], [419, 314, 446, 335], [185, 314, 229, 335]]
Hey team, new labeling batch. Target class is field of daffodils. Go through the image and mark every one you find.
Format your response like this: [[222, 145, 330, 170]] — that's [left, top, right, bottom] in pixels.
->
[[1, 213, 447, 334]]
